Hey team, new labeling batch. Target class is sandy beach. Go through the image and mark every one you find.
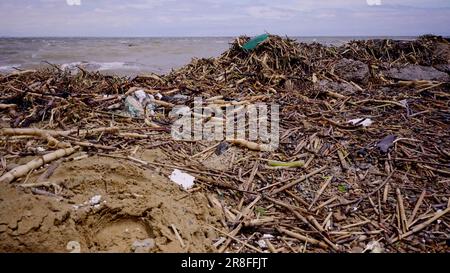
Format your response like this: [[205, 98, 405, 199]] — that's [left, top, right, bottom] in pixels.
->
[[0, 35, 449, 253]]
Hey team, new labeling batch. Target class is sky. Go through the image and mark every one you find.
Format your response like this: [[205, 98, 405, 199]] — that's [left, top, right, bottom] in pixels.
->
[[0, 0, 449, 37]]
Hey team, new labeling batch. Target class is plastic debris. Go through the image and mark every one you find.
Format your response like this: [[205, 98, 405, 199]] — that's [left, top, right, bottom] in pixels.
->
[[124, 90, 156, 117], [89, 195, 102, 205], [134, 89, 148, 104], [363, 241, 384, 253], [125, 96, 144, 117], [348, 118, 373, 127], [169, 169, 195, 190], [257, 239, 267, 249], [215, 141, 229, 156], [66, 241, 81, 253], [131, 238, 155, 253], [376, 135, 397, 153], [242, 34, 269, 51], [1, 34, 449, 254], [73, 195, 103, 210]]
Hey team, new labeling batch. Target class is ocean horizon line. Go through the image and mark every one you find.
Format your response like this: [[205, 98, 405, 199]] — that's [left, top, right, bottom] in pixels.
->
[[0, 35, 436, 39]]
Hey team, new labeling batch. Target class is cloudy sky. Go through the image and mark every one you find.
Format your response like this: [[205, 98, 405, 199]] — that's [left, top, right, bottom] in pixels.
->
[[0, 0, 449, 37]]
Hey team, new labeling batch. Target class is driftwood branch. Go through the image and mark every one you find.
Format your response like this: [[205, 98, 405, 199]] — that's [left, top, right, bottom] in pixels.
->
[[0, 147, 79, 183]]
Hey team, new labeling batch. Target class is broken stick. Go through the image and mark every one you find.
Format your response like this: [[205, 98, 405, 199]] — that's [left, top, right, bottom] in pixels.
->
[[271, 165, 327, 194], [390, 207, 450, 243], [0, 146, 79, 183]]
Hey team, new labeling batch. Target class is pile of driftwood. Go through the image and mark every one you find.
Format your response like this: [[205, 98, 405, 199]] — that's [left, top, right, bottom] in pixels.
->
[[1, 35, 449, 252]]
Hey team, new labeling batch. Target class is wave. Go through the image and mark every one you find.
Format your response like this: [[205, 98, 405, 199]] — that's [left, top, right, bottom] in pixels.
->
[[60, 61, 84, 71], [60, 61, 141, 72], [0, 64, 21, 73], [95, 62, 136, 71]]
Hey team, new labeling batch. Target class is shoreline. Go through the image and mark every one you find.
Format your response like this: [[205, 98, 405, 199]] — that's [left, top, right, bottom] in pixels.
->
[[1, 36, 436, 77]]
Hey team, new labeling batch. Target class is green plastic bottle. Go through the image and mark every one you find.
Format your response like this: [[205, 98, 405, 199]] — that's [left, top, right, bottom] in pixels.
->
[[242, 34, 269, 52]]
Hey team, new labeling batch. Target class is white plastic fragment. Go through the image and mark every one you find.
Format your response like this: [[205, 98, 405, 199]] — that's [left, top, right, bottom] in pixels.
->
[[125, 96, 145, 117], [89, 195, 102, 205], [348, 118, 373, 127], [262, 234, 274, 239], [169, 169, 195, 190], [134, 89, 147, 104], [364, 241, 384, 253], [257, 240, 267, 249], [131, 238, 155, 253], [66, 241, 81, 253], [72, 195, 104, 210], [124, 90, 156, 117]]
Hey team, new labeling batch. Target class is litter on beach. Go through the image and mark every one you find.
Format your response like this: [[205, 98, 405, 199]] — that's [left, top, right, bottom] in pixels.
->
[[1, 34, 449, 253], [348, 118, 373, 127], [169, 169, 195, 190]]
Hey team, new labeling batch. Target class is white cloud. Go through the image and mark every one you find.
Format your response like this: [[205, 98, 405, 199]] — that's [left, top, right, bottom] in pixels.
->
[[0, 0, 449, 36], [367, 0, 382, 6], [246, 6, 295, 19], [66, 0, 81, 6], [116, 0, 171, 10]]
